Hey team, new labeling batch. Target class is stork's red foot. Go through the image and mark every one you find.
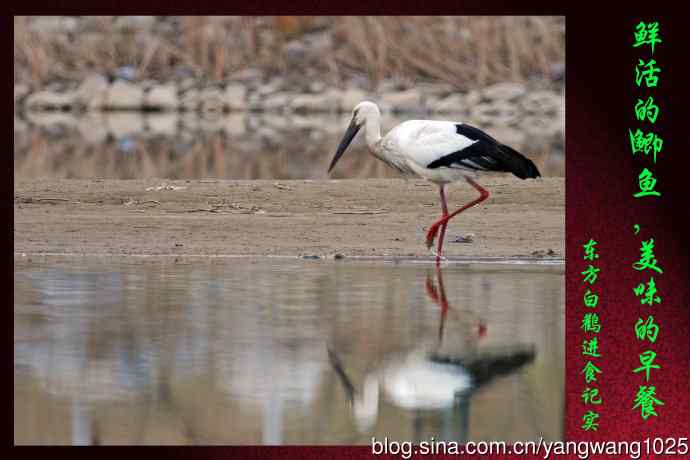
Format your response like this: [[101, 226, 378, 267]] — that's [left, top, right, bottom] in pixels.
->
[[425, 223, 441, 249]]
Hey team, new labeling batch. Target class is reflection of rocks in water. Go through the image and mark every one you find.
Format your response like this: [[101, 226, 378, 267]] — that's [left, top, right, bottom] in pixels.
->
[[182, 272, 329, 411], [14, 270, 150, 401], [14, 111, 564, 180], [26, 270, 125, 308], [14, 261, 564, 444], [217, 340, 326, 404], [14, 338, 150, 402]]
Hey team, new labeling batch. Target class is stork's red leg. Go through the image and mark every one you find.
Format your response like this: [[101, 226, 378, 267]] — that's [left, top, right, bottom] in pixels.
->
[[436, 186, 450, 264], [425, 265, 449, 344], [434, 264, 449, 342], [426, 177, 490, 251], [425, 185, 449, 251]]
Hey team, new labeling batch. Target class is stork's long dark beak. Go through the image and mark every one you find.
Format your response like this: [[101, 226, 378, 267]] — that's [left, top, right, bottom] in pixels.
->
[[327, 347, 356, 403], [328, 117, 361, 173]]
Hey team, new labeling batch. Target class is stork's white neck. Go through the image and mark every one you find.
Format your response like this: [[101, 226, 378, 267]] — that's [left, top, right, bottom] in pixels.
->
[[363, 113, 382, 152], [353, 374, 380, 432]]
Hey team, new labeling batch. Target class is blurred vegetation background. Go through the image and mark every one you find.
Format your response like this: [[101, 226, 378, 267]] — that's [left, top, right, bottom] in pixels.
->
[[14, 16, 564, 90], [14, 16, 565, 180]]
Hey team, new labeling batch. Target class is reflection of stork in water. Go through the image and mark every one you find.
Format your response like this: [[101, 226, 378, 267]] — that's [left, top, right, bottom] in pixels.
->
[[425, 264, 487, 346], [328, 266, 535, 441]]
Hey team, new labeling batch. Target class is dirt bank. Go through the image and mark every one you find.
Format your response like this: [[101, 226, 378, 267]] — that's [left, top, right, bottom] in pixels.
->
[[14, 177, 563, 260]]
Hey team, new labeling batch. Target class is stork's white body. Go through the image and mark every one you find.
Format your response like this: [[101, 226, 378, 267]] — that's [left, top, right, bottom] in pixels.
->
[[349, 351, 473, 431], [380, 351, 472, 410], [375, 120, 479, 184]]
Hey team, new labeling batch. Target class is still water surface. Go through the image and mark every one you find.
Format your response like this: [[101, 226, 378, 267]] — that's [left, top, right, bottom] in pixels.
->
[[14, 113, 564, 180], [14, 258, 563, 445]]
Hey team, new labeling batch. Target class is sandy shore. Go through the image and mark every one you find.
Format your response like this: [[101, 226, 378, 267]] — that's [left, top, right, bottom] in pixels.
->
[[14, 177, 563, 261]]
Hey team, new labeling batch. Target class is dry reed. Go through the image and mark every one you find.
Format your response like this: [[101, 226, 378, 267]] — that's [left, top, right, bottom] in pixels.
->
[[14, 16, 564, 91]]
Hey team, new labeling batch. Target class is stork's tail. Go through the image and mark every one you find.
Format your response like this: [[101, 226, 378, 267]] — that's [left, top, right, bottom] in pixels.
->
[[499, 144, 542, 179], [429, 346, 536, 388]]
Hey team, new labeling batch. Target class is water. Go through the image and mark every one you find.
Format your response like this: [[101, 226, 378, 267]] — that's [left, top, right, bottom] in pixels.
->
[[14, 258, 564, 445], [14, 112, 564, 180]]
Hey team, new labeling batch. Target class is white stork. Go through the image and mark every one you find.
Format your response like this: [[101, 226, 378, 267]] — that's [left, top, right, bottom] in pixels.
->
[[327, 265, 535, 434], [328, 101, 541, 263], [328, 345, 535, 434]]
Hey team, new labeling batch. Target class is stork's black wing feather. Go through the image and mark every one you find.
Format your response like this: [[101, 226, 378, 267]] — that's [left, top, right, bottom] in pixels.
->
[[427, 124, 541, 179]]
